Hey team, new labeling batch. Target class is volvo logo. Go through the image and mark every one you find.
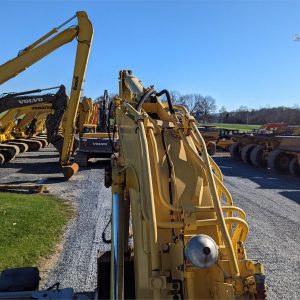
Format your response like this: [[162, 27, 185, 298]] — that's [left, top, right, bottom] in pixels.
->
[[18, 98, 44, 104]]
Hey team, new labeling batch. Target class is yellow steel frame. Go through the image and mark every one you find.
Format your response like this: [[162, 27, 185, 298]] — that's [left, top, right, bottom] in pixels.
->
[[110, 70, 266, 299]]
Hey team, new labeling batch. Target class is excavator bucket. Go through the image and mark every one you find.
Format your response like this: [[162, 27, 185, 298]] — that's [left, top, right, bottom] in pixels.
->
[[62, 162, 79, 180]]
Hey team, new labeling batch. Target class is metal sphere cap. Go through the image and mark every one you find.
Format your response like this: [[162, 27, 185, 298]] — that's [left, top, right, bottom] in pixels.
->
[[185, 234, 219, 268]]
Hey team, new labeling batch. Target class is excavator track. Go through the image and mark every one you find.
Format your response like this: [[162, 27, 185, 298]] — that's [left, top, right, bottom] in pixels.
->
[[31, 137, 48, 148], [0, 144, 19, 162], [0, 153, 5, 165], [5, 141, 29, 153], [13, 139, 43, 151]]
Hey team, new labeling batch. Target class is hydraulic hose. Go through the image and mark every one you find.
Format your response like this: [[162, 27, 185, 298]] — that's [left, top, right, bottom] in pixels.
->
[[136, 88, 156, 112], [136, 88, 175, 117], [156, 89, 175, 115]]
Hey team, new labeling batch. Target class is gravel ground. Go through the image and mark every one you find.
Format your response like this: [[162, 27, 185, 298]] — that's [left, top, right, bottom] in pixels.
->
[[0, 147, 299, 299], [0, 146, 112, 294], [214, 153, 300, 300]]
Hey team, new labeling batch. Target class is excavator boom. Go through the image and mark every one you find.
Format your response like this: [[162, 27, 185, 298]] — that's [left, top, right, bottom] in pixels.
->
[[98, 70, 267, 299], [0, 11, 93, 179], [0, 85, 65, 113]]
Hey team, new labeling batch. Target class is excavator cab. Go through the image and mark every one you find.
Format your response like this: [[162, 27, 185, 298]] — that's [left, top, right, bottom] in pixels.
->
[[74, 90, 115, 167]]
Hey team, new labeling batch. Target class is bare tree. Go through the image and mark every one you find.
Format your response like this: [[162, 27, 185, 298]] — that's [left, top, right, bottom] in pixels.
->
[[194, 95, 217, 122], [176, 94, 197, 112], [169, 90, 181, 102], [219, 106, 228, 123], [175, 94, 217, 122], [95, 92, 117, 104]]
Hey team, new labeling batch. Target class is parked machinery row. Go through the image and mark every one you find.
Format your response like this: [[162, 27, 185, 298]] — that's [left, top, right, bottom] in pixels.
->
[[0, 11, 93, 179], [0, 85, 70, 164], [198, 125, 239, 155], [0, 10, 268, 298], [198, 123, 300, 177], [229, 125, 300, 177]]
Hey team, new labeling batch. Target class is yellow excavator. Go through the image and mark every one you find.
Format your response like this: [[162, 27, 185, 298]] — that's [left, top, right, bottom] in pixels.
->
[[0, 85, 68, 154], [0, 10, 267, 299], [97, 70, 267, 299], [75, 90, 114, 166], [14, 112, 49, 141], [0, 11, 93, 179], [0, 70, 266, 299], [2, 106, 51, 150]]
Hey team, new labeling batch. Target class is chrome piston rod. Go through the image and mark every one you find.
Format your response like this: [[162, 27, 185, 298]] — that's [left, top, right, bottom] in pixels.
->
[[110, 192, 124, 299]]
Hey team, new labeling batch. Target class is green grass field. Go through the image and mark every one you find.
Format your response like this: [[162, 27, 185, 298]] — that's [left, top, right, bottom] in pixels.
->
[[209, 123, 260, 132], [0, 192, 72, 270]]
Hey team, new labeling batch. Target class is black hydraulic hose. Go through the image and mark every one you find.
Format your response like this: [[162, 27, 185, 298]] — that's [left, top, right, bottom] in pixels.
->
[[136, 88, 156, 112], [161, 129, 174, 205], [102, 215, 112, 244], [107, 100, 116, 153], [155, 89, 175, 115], [161, 129, 176, 237]]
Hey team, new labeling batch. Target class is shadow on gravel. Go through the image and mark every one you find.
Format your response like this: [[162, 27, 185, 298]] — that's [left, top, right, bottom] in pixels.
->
[[3, 161, 61, 174], [78, 160, 111, 170], [75, 292, 94, 299], [213, 155, 300, 190], [19, 154, 59, 159], [279, 191, 300, 205], [1, 177, 65, 185], [36, 177, 66, 184]]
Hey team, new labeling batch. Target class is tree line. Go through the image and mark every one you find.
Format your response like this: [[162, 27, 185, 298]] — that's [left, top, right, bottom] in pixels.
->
[[167, 91, 217, 122], [95, 91, 300, 125], [218, 105, 300, 125]]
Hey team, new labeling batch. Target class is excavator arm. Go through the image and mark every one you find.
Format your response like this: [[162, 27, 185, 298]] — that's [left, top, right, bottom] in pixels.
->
[[0, 104, 52, 133], [0, 85, 67, 113], [78, 97, 94, 134], [0, 16, 77, 84], [0, 85, 70, 150], [0, 11, 93, 179], [100, 70, 267, 299]]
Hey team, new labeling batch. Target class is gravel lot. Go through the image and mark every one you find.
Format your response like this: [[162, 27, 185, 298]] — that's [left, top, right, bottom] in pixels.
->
[[0, 146, 112, 294], [0, 147, 299, 299], [214, 154, 300, 300]]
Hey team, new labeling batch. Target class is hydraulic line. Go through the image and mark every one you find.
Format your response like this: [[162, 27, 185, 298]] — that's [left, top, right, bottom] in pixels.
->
[[138, 119, 161, 299], [188, 122, 240, 276], [158, 91, 239, 276], [136, 88, 156, 112], [147, 128, 182, 213], [161, 128, 176, 236], [155, 89, 175, 114]]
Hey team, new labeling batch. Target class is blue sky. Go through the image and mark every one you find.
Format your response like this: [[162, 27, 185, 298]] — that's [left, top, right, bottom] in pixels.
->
[[1, 0, 300, 111]]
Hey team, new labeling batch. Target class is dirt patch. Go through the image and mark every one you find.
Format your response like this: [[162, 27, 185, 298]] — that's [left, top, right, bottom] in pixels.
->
[[37, 197, 76, 285], [37, 243, 63, 285]]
